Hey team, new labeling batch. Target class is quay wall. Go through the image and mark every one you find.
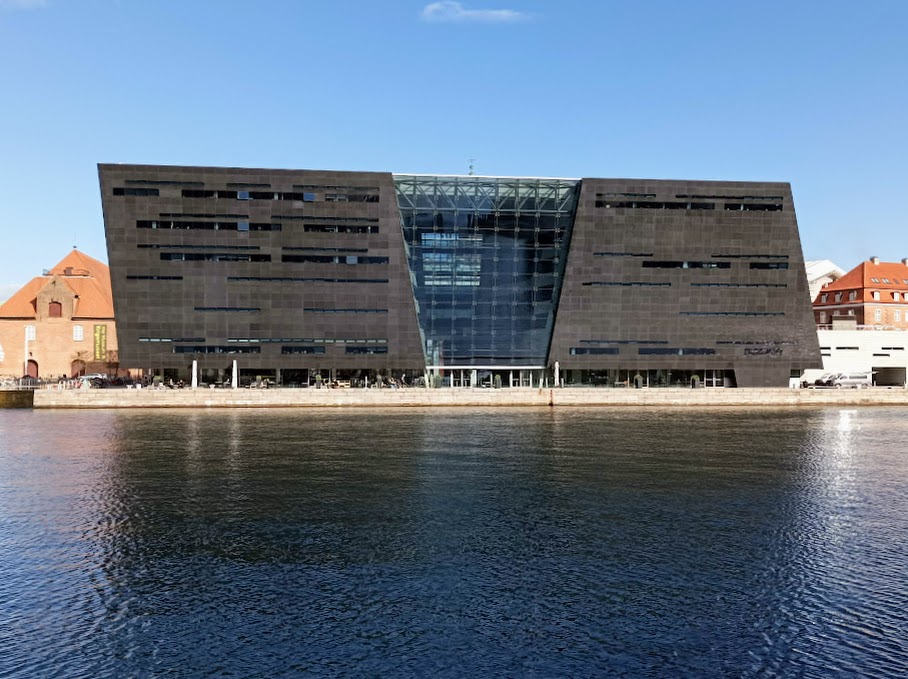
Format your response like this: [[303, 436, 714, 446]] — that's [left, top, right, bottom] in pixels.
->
[[31, 387, 908, 409], [0, 390, 34, 408]]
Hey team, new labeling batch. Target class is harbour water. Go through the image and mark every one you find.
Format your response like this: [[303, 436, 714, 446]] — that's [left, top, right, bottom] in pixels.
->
[[1, 407, 906, 677]]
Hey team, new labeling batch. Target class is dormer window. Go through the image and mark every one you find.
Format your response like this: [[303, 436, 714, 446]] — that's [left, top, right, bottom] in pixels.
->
[[894, 292, 901, 301], [871, 277, 880, 283], [48, 301, 62, 317], [872, 291, 881, 301], [821, 293, 827, 303], [834, 292, 842, 302], [883, 278, 891, 283], [848, 291, 857, 301]]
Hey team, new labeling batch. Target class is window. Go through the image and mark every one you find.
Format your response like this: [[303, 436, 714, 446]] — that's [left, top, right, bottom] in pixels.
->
[[821, 294, 827, 303], [895, 310, 902, 322], [25, 325, 36, 340], [638, 347, 716, 355], [281, 346, 325, 354], [641, 260, 730, 269], [48, 301, 62, 317], [883, 278, 891, 283], [872, 291, 880, 300], [871, 277, 880, 283], [848, 309, 855, 316], [834, 293, 842, 302], [819, 311, 826, 324], [893, 292, 901, 301], [113, 187, 159, 196], [875, 309, 882, 322], [569, 347, 619, 355], [73, 325, 84, 341], [848, 291, 857, 301], [193, 307, 260, 312], [172, 346, 260, 354]]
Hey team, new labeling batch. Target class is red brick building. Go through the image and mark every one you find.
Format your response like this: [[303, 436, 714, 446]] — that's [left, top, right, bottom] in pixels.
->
[[0, 250, 119, 378], [813, 257, 908, 328]]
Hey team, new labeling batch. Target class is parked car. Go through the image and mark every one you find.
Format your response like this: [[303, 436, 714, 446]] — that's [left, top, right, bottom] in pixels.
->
[[833, 372, 874, 389], [814, 373, 840, 387]]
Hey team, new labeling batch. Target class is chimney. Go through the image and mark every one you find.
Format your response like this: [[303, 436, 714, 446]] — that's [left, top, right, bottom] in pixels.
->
[[902, 258, 908, 266], [870, 256, 880, 265]]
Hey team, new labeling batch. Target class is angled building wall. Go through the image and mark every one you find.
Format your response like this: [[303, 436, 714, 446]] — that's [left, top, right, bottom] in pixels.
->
[[548, 179, 821, 387], [99, 164, 426, 382]]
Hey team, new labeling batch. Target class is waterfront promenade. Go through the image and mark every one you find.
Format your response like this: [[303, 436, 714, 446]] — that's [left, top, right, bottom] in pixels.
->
[[26, 386, 908, 408]]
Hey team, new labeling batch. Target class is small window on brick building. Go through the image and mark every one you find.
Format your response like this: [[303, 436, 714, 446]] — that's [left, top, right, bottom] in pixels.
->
[[73, 325, 84, 341], [26, 325, 36, 340], [896, 310, 902, 323], [49, 301, 62, 317], [821, 293, 827, 303], [834, 292, 842, 302], [893, 292, 901, 301], [819, 311, 826, 324], [875, 309, 882, 322], [848, 291, 857, 301], [872, 291, 881, 301]]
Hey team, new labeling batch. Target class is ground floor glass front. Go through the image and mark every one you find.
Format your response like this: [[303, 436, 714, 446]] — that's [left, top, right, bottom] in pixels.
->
[[562, 369, 736, 388], [147, 365, 738, 388]]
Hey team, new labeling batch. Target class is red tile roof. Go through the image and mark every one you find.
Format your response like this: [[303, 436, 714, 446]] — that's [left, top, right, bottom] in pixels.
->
[[0, 250, 114, 319], [814, 260, 908, 305]]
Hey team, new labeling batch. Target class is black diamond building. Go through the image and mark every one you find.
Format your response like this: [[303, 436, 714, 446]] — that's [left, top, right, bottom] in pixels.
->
[[99, 164, 820, 387]]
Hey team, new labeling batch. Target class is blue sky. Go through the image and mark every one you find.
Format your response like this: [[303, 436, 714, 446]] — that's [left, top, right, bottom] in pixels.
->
[[1, 0, 906, 301]]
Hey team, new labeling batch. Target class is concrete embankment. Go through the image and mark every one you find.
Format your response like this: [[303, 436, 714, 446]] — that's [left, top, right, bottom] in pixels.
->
[[0, 390, 35, 408], [30, 387, 908, 409]]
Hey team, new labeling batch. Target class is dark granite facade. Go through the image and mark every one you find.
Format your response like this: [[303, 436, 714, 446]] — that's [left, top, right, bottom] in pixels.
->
[[100, 166, 820, 386], [547, 179, 821, 387], [99, 164, 426, 383]]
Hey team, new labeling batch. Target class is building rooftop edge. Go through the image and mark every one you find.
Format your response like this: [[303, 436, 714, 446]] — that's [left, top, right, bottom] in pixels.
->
[[96, 164, 791, 186]]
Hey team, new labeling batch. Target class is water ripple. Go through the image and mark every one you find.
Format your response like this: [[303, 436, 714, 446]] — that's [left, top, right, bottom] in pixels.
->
[[1, 407, 907, 677]]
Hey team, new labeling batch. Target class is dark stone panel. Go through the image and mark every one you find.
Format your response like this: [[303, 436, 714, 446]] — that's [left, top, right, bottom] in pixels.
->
[[548, 179, 822, 387], [99, 164, 426, 373]]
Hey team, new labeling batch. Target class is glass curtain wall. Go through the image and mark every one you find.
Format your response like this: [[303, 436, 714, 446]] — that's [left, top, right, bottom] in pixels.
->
[[395, 176, 580, 367]]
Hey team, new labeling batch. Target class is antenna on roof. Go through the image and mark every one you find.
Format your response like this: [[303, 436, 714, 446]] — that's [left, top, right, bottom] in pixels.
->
[[468, 158, 476, 176]]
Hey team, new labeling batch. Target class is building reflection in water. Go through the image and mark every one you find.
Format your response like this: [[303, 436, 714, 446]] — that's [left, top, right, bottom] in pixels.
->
[[3, 407, 906, 677]]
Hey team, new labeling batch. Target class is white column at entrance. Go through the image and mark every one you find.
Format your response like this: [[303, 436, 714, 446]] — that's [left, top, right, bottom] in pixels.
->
[[554, 361, 560, 387], [191, 360, 198, 389], [471, 369, 477, 388], [530, 372, 534, 388], [509, 371, 513, 388], [231, 359, 238, 389]]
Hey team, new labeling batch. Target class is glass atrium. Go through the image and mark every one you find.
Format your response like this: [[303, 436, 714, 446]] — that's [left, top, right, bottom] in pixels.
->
[[396, 175, 580, 369]]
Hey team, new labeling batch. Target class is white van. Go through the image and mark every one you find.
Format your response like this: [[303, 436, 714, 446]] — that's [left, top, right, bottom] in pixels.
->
[[833, 372, 874, 389]]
